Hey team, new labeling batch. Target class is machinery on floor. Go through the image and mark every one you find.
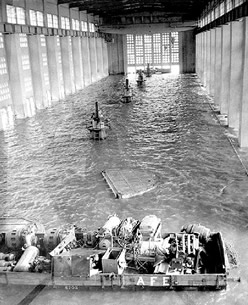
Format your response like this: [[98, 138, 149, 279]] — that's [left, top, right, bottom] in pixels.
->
[[0, 214, 239, 290]]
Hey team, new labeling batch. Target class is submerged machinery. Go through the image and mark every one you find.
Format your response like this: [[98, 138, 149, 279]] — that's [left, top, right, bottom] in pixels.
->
[[86, 102, 110, 140], [136, 70, 145, 86], [122, 78, 133, 103]]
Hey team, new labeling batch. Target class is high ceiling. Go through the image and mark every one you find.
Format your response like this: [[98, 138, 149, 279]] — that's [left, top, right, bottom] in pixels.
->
[[58, 0, 211, 32]]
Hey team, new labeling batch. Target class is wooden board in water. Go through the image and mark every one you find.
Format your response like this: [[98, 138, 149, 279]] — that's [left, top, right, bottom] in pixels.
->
[[102, 169, 156, 199]]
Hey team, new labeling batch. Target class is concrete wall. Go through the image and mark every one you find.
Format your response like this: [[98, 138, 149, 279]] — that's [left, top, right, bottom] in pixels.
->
[[196, 17, 248, 147], [179, 30, 195, 73]]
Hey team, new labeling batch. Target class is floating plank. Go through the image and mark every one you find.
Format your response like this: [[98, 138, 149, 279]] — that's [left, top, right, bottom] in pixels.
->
[[102, 168, 156, 199]]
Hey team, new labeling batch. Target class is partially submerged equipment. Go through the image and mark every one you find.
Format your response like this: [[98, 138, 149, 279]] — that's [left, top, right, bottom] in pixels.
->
[[136, 70, 145, 86], [0, 215, 239, 290], [122, 79, 133, 103], [102, 168, 156, 198], [86, 102, 110, 140], [145, 63, 152, 77]]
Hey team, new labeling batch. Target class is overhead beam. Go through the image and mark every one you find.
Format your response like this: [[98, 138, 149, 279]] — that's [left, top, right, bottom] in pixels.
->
[[98, 21, 196, 34]]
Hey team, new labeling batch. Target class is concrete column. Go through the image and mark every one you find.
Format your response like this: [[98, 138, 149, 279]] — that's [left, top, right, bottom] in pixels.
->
[[195, 34, 200, 75], [28, 35, 47, 110], [72, 36, 84, 90], [179, 30, 195, 73], [205, 30, 211, 92], [81, 35, 91, 87], [107, 39, 114, 74], [60, 36, 75, 95], [102, 38, 109, 76], [220, 23, 231, 114], [96, 37, 104, 79], [197, 33, 203, 81], [209, 29, 216, 96], [117, 35, 124, 74], [123, 34, 128, 74], [202, 31, 207, 86], [239, 17, 248, 147], [46, 36, 64, 101], [214, 27, 222, 104], [89, 36, 97, 83], [108, 34, 124, 75], [5, 34, 25, 118], [228, 21, 244, 130], [200, 33, 204, 81]]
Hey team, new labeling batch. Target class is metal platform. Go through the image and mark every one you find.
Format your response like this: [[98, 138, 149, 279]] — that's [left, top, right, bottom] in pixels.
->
[[102, 169, 156, 199]]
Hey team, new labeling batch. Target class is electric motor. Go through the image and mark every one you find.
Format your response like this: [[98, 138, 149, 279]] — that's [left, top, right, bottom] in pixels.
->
[[43, 228, 61, 254], [5, 228, 24, 249]]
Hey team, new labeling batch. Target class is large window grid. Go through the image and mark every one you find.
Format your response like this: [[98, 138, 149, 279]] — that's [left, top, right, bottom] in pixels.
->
[[72, 19, 80, 31], [88, 23, 95, 32], [171, 32, 179, 63], [144, 35, 152, 65], [29, 10, 44, 26], [126, 32, 179, 70], [162, 33, 170, 63], [61, 17, 70, 30], [7, 5, 25, 24], [47, 14, 58, 28], [81, 21, 88, 31]]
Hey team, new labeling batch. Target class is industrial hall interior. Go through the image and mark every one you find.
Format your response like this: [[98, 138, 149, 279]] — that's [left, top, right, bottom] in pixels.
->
[[1, 0, 248, 303], [0, 0, 247, 148]]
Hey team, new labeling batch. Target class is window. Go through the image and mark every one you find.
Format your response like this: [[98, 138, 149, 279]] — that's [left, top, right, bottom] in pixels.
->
[[65, 18, 70, 30], [37, 11, 44, 26], [144, 35, 152, 64], [61, 17, 70, 29], [220, 2, 225, 16], [6, 5, 16, 24], [162, 33, 170, 63], [127, 34, 135, 64], [72, 19, 80, 31], [16, 7, 25, 25], [226, 0, 233, 12], [30, 10, 44, 26], [171, 32, 179, 63], [29, 10, 37, 26], [47, 14, 53, 27], [53, 15, 58, 28], [81, 21, 88, 31], [89, 22, 95, 32], [126, 32, 179, 69]]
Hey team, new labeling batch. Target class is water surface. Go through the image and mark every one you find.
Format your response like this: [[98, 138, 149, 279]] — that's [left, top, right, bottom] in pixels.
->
[[0, 74, 248, 305]]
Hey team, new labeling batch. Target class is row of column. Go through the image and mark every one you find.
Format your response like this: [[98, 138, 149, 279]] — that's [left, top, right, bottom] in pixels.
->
[[196, 17, 248, 147], [0, 33, 109, 130]]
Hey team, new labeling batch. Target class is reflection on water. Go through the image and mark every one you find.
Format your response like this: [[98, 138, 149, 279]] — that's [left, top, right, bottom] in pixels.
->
[[0, 74, 248, 304]]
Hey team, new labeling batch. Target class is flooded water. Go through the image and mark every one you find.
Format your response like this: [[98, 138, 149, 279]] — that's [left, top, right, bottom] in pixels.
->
[[0, 74, 248, 305]]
